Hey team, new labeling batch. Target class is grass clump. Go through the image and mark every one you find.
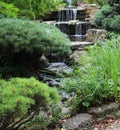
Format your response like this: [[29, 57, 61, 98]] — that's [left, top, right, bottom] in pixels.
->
[[61, 36, 120, 113]]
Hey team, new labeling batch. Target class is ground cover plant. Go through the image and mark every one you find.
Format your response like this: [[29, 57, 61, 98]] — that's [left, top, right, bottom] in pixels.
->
[[0, 18, 71, 78], [61, 36, 120, 113], [0, 77, 60, 130]]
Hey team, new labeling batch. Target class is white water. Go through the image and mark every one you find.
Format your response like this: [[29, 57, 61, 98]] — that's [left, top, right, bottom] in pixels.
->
[[58, 9, 77, 22], [75, 23, 82, 35]]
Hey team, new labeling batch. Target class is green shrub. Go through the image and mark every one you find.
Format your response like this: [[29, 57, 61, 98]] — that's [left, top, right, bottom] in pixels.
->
[[0, 77, 60, 130], [62, 37, 120, 113], [84, 0, 107, 6], [0, 18, 71, 78], [94, 5, 112, 26], [1, 0, 65, 19], [71, 0, 83, 6], [22, 105, 62, 130], [108, 31, 120, 40], [94, 1, 120, 32], [0, 1, 19, 18]]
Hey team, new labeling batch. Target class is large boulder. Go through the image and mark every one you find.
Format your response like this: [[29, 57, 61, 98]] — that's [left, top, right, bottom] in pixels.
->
[[88, 102, 119, 118], [63, 113, 93, 130], [86, 29, 107, 42]]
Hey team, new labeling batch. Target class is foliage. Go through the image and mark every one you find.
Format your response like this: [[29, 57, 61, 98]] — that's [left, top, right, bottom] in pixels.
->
[[22, 105, 62, 130], [71, 0, 107, 6], [0, 1, 19, 18], [84, 0, 107, 6], [0, 18, 71, 78], [61, 36, 120, 113], [1, 0, 65, 19], [71, 0, 83, 6], [94, 0, 120, 32], [108, 31, 120, 40], [0, 77, 60, 130], [94, 5, 112, 26]]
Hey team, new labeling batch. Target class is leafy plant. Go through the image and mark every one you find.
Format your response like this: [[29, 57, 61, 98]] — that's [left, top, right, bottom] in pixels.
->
[[0, 77, 60, 130]]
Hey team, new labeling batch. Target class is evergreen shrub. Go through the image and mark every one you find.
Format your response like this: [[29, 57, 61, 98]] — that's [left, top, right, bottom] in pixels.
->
[[0, 18, 71, 77], [94, 0, 120, 32], [0, 77, 59, 130]]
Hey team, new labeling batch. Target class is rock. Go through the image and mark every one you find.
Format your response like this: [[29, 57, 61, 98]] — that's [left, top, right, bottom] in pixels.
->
[[63, 113, 93, 130], [88, 102, 119, 118], [71, 41, 94, 50], [70, 50, 87, 64], [47, 62, 73, 75], [37, 62, 73, 87], [60, 91, 72, 101], [115, 110, 120, 119], [62, 107, 70, 115], [86, 29, 107, 42], [96, 117, 105, 122], [27, 125, 41, 130], [106, 120, 120, 130], [39, 54, 50, 69]]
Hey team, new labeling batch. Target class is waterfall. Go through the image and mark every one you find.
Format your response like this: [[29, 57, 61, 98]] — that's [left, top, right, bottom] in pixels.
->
[[75, 23, 82, 35], [73, 9, 77, 20], [56, 6, 91, 41], [58, 9, 77, 22], [75, 23, 83, 41]]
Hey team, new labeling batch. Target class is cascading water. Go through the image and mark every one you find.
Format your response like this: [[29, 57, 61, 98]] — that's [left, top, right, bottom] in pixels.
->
[[58, 8, 77, 22], [75, 23, 82, 35], [55, 5, 91, 41], [73, 9, 77, 20], [75, 22, 83, 41]]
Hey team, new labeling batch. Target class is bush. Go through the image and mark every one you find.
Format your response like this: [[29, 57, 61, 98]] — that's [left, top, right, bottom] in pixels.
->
[[1, 0, 65, 19], [0, 77, 60, 130], [71, 0, 83, 6], [62, 37, 120, 113], [22, 105, 62, 130], [94, 4, 112, 26], [94, 1, 120, 32], [0, 18, 71, 78], [0, 1, 19, 18]]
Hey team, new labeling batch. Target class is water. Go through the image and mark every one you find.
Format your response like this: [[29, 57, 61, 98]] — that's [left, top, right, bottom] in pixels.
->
[[37, 62, 73, 87], [48, 62, 73, 74], [73, 9, 77, 20], [58, 9, 77, 22], [57, 6, 92, 41], [75, 22, 82, 35]]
